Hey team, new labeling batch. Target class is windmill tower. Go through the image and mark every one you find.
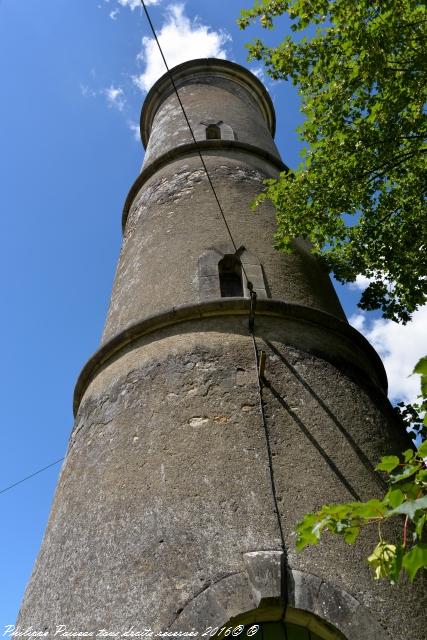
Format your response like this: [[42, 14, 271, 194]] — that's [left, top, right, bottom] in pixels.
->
[[17, 59, 424, 640]]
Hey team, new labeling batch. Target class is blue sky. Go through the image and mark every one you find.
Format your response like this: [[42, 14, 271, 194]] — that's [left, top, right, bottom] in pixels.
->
[[0, 0, 425, 626]]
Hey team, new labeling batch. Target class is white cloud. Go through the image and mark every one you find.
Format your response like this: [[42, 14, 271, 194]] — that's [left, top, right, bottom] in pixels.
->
[[104, 85, 126, 111], [117, 0, 161, 9], [133, 3, 231, 93], [109, 8, 119, 19], [250, 66, 265, 82], [348, 274, 372, 291], [348, 312, 365, 333], [80, 84, 99, 99], [349, 306, 427, 405], [128, 121, 141, 141]]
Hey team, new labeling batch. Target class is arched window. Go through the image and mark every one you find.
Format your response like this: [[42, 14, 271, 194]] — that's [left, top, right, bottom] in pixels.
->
[[198, 245, 267, 300], [194, 121, 235, 142], [218, 254, 243, 297], [206, 123, 221, 140]]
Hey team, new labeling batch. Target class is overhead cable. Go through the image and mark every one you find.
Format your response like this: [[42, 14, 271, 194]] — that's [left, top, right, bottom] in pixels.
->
[[0, 457, 64, 496]]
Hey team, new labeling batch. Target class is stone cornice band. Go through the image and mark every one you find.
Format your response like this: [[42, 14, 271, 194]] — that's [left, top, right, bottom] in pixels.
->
[[73, 299, 388, 416]]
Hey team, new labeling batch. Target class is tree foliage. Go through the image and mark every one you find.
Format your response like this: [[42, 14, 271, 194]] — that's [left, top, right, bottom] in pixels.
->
[[239, 0, 427, 322]]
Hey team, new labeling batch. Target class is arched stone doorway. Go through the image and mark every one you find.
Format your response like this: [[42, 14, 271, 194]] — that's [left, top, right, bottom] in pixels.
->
[[168, 551, 390, 640]]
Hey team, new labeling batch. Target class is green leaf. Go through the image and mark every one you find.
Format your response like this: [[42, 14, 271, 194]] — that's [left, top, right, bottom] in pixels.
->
[[376, 455, 400, 473], [295, 513, 325, 551], [415, 513, 427, 540], [414, 357, 427, 377], [389, 495, 427, 520], [390, 465, 419, 484], [343, 526, 360, 544], [385, 488, 404, 509], [417, 440, 427, 458], [368, 541, 397, 580], [351, 499, 386, 519], [335, 519, 350, 533], [403, 449, 415, 463], [414, 357, 427, 397], [402, 544, 427, 582], [312, 517, 329, 539], [389, 543, 404, 585], [416, 469, 427, 483], [295, 528, 319, 551]]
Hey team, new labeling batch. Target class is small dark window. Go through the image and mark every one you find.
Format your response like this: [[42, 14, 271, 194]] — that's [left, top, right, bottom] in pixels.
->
[[219, 255, 243, 297], [206, 124, 221, 140]]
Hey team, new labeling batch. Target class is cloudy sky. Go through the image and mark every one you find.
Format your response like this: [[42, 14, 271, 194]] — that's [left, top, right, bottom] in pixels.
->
[[0, 0, 425, 625]]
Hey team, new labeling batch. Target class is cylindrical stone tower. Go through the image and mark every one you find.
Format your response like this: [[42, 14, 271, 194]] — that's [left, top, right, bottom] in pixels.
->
[[18, 59, 425, 640]]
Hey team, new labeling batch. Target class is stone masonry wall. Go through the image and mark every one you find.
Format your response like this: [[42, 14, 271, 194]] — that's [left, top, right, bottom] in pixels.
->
[[102, 153, 345, 343], [17, 317, 424, 639]]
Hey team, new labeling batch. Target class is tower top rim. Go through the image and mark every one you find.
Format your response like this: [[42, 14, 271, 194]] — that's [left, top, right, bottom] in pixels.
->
[[140, 58, 276, 148]]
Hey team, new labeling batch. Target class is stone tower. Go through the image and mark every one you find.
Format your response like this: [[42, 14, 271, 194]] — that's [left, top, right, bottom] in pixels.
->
[[18, 59, 424, 640]]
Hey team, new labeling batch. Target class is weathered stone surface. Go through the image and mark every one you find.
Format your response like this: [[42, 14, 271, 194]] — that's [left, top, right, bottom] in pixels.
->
[[243, 551, 283, 606], [18, 319, 425, 638], [140, 59, 279, 165], [286, 569, 390, 640], [103, 154, 346, 343]]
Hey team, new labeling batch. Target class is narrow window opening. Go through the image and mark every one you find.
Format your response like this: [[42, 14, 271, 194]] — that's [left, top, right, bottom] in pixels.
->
[[206, 124, 221, 140], [219, 255, 243, 297]]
